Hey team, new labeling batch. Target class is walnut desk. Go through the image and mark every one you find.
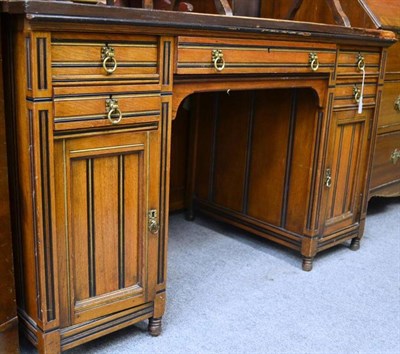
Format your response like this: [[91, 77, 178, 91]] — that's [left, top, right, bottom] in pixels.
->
[[0, 1, 396, 353]]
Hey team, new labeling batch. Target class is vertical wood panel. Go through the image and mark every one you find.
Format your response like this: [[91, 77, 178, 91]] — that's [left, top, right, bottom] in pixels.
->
[[286, 89, 318, 234], [247, 89, 292, 225], [124, 153, 141, 288], [93, 157, 119, 296], [70, 159, 89, 301], [213, 91, 251, 211], [195, 93, 215, 201]]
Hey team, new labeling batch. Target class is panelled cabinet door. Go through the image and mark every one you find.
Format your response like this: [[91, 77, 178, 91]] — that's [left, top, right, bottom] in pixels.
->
[[54, 129, 160, 326], [323, 109, 372, 235]]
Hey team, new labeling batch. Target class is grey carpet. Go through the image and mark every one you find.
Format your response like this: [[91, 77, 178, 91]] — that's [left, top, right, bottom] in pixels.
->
[[21, 197, 400, 354]]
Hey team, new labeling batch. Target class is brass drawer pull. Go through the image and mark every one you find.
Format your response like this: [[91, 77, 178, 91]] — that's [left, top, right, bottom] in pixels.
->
[[353, 85, 361, 103], [394, 96, 400, 112], [356, 53, 366, 71], [102, 46, 118, 74], [391, 149, 400, 165], [106, 98, 122, 125], [309, 52, 319, 71], [212, 49, 226, 72]]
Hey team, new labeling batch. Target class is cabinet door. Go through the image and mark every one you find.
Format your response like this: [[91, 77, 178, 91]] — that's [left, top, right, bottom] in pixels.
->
[[323, 109, 372, 235], [54, 129, 160, 325]]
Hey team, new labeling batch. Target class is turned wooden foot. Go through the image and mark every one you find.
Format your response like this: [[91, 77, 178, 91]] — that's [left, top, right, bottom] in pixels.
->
[[148, 317, 162, 336], [350, 238, 360, 251], [302, 256, 314, 271]]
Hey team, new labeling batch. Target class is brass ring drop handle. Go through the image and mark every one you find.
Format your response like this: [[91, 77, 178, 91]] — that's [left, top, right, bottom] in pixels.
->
[[106, 98, 122, 125], [101, 46, 118, 75], [394, 96, 400, 112], [309, 52, 319, 72], [212, 49, 226, 72], [357, 53, 366, 71], [353, 85, 361, 103]]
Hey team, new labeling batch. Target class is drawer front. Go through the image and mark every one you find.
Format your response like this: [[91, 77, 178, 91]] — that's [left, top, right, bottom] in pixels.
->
[[333, 79, 377, 109], [51, 34, 159, 84], [378, 80, 400, 132], [337, 49, 381, 76], [176, 36, 336, 75], [370, 131, 400, 190], [53, 85, 161, 131], [386, 40, 400, 74]]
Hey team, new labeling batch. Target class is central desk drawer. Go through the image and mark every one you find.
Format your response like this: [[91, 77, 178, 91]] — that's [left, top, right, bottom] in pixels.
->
[[176, 36, 336, 75], [53, 86, 161, 131], [51, 34, 160, 85]]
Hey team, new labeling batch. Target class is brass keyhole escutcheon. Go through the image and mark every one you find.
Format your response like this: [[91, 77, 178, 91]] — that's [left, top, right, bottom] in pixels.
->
[[148, 209, 160, 234], [394, 96, 400, 112], [325, 168, 332, 188], [391, 149, 400, 165]]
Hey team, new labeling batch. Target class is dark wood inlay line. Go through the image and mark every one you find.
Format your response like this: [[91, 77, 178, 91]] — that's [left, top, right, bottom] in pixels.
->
[[37, 38, 48, 90], [26, 37, 32, 90], [52, 63, 157, 68], [39, 110, 55, 321], [281, 89, 297, 228], [163, 41, 171, 86], [29, 110, 42, 321], [87, 159, 96, 297]]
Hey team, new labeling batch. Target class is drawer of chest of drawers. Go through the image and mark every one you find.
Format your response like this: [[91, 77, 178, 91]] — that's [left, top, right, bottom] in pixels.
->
[[370, 131, 400, 190], [337, 49, 381, 76], [53, 85, 161, 131], [51, 34, 160, 85], [378, 80, 400, 131], [176, 36, 336, 75]]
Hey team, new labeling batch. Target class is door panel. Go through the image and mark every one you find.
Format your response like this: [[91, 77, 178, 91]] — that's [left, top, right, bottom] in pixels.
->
[[323, 109, 372, 234], [55, 129, 159, 325]]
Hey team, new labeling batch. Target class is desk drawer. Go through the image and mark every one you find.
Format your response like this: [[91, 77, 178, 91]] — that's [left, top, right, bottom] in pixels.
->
[[337, 49, 381, 76], [378, 80, 400, 132], [333, 79, 377, 109], [51, 34, 159, 85], [370, 131, 400, 190], [176, 36, 336, 75], [53, 85, 161, 131]]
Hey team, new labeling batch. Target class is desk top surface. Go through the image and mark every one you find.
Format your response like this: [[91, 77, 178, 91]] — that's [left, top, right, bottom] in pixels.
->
[[1, 0, 396, 47]]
